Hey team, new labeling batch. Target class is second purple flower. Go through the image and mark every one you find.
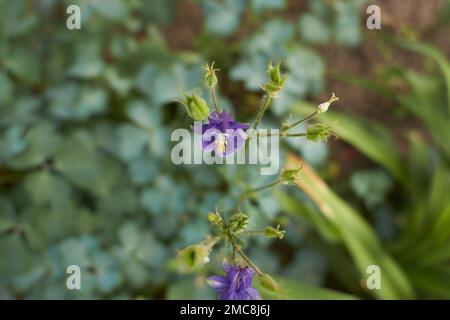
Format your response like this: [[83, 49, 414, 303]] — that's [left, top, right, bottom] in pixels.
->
[[207, 263, 261, 300]]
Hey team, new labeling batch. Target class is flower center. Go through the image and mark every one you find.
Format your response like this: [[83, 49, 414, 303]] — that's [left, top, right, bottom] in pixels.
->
[[214, 133, 228, 153]]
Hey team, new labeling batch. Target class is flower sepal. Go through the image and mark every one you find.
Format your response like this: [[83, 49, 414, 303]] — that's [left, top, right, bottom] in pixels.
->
[[203, 62, 219, 88], [306, 123, 333, 142], [264, 225, 285, 239], [261, 60, 287, 98], [177, 236, 218, 272], [178, 92, 210, 121], [229, 213, 250, 234]]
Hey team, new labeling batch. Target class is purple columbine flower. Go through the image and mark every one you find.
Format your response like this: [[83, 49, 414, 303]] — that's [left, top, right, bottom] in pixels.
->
[[207, 263, 261, 300], [194, 111, 249, 157]]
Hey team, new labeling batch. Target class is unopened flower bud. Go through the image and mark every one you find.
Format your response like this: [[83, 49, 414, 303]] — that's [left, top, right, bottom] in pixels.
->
[[179, 92, 210, 121], [280, 167, 302, 185], [264, 225, 285, 239], [208, 212, 222, 226], [229, 213, 249, 233], [203, 62, 219, 88], [317, 92, 339, 113], [306, 123, 332, 142], [262, 60, 287, 99], [268, 60, 282, 83]]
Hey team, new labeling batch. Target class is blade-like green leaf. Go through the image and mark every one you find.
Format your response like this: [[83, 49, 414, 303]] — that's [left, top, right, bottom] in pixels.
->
[[406, 266, 450, 299], [256, 275, 359, 300], [274, 189, 340, 243], [395, 39, 450, 115], [285, 155, 415, 299]]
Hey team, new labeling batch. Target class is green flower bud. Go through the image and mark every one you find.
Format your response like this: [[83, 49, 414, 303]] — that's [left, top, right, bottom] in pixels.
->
[[258, 273, 281, 293], [203, 62, 219, 88], [268, 60, 282, 83], [208, 212, 223, 227], [280, 167, 302, 185], [264, 225, 285, 239], [317, 92, 339, 114], [177, 244, 210, 271], [208, 212, 218, 223], [306, 123, 332, 142], [206, 72, 217, 88], [262, 60, 287, 99], [261, 82, 284, 99], [178, 92, 210, 121], [229, 213, 249, 234]]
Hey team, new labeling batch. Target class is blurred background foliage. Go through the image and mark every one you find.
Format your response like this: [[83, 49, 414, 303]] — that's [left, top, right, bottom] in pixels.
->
[[0, 0, 449, 299]]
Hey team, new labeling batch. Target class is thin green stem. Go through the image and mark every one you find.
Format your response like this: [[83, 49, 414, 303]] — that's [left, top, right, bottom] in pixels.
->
[[211, 87, 221, 113], [203, 235, 222, 250], [231, 241, 264, 276], [282, 110, 318, 131], [282, 133, 307, 137], [257, 132, 307, 138], [247, 179, 282, 194], [241, 229, 266, 236], [235, 179, 282, 211], [252, 95, 272, 130]]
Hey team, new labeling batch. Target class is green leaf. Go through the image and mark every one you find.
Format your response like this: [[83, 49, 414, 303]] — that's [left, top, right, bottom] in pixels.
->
[[285, 155, 415, 299], [406, 266, 450, 299], [298, 14, 331, 44], [91, 252, 122, 294], [68, 56, 105, 79], [0, 71, 13, 105], [398, 70, 450, 156], [0, 0, 38, 37], [256, 275, 359, 300], [274, 190, 340, 243], [202, 0, 245, 36], [350, 169, 392, 209], [53, 130, 122, 196], [140, 188, 166, 216], [91, 0, 128, 22], [0, 125, 26, 160], [251, 0, 285, 12], [116, 125, 149, 162], [166, 277, 215, 299], [4, 47, 40, 84], [24, 171, 72, 209], [395, 39, 450, 115], [333, 0, 364, 47], [7, 122, 62, 169], [104, 68, 132, 96], [273, 46, 325, 115]]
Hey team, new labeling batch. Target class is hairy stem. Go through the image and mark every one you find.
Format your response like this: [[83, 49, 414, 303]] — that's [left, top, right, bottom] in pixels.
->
[[241, 229, 266, 236], [235, 179, 282, 210], [253, 95, 271, 130], [247, 179, 282, 193], [282, 110, 318, 132], [231, 241, 264, 276], [257, 132, 308, 138], [211, 87, 221, 113]]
